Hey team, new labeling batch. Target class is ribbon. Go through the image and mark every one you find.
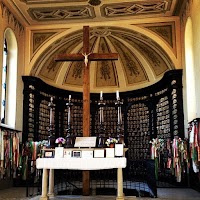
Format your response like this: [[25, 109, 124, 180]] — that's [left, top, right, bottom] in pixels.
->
[[155, 157, 159, 180]]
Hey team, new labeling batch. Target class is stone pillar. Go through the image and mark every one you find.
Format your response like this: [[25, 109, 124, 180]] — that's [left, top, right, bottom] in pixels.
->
[[48, 169, 54, 197], [40, 169, 49, 200], [116, 168, 124, 200]]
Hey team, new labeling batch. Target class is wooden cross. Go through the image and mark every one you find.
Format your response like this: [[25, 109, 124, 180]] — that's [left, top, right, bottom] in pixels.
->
[[55, 26, 118, 195]]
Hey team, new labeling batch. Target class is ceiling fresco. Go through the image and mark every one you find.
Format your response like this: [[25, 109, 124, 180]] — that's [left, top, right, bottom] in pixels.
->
[[30, 26, 175, 92]]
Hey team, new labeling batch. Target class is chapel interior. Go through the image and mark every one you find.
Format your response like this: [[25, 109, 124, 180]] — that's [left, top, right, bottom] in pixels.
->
[[1, 0, 200, 199]]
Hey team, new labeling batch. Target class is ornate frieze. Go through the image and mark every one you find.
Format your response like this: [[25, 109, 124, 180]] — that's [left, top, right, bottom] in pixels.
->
[[101, 0, 172, 17], [33, 32, 56, 52], [28, 5, 95, 21], [1, 2, 24, 33]]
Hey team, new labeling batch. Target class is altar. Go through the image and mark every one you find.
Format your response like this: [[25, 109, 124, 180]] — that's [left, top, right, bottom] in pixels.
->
[[36, 157, 127, 200]]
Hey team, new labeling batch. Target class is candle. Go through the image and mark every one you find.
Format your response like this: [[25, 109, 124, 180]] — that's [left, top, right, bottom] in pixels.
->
[[100, 91, 103, 99], [69, 95, 71, 101], [116, 90, 119, 100]]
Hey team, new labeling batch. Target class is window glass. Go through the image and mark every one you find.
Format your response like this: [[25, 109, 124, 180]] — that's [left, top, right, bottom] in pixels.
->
[[1, 39, 8, 123]]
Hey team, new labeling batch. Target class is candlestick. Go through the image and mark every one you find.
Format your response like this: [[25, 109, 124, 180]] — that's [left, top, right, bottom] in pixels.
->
[[98, 99, 106, 148], [117, 107, 120, 125], [99, 107, 104, 124], [100, 109, 102, 124], [49, 97, 53, 124], [47, 97, 55, 148], [68, 106, 71, 124], [65, 99, 74, 148], [102, 108, 104, 123], [50, 109, 52, 124]]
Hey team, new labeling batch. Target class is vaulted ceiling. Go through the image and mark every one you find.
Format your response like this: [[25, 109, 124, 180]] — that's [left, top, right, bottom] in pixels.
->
[[3, 0, 185, 92]]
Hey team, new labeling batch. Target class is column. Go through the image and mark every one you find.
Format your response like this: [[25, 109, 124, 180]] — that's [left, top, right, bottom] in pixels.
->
[[48, 169, 54, 197], [40, 169, 49, 200], [116, 168, 124, 200]]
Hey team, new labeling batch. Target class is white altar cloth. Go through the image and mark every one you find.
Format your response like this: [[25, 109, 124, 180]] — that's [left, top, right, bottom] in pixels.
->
[[36, 157, 126, 170], [36, 157, 127, 200]]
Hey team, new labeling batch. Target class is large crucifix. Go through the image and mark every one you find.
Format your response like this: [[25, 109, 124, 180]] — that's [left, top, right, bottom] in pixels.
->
[[55, 26, 118, 195]]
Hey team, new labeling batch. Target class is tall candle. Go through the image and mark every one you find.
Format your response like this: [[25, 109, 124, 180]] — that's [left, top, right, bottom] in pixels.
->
[[69, 95, 71, 101], [116, 90, 119, 100], [100, 91, 103, 100]]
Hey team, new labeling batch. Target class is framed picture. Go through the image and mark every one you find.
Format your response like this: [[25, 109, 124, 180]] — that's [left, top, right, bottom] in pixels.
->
[[72, 150, 81, 158], [44, 150, 54, 158]]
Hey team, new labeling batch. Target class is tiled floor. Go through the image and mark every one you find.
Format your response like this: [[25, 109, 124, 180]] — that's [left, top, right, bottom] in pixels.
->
[[0, 187, 200, 200]]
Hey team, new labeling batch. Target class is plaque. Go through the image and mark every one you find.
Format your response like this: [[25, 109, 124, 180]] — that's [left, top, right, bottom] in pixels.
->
[[44, 150, 54, 158], [74, 137, 97, 148]]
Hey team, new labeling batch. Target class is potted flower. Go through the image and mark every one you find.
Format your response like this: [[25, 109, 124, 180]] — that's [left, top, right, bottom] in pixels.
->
[[38, 140, 49, 148], [55, 137, 66, 147], [105, 137, 118, 148]]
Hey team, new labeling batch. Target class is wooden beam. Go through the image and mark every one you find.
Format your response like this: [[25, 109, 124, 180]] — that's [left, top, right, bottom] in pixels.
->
[[82, 26, 90, 196]]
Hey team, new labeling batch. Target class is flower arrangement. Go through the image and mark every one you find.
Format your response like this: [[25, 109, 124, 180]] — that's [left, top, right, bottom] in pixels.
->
[[38, 140, 49, 148], [55, 137, 66, 144], [37, 140, 49, 158], [105, 137, 118, 147]]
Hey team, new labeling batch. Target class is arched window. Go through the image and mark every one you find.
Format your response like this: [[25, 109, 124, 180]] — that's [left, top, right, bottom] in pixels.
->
[[1, 29, 18, 128], [1, 39, 8, 123], [185, 17, 196, 122]]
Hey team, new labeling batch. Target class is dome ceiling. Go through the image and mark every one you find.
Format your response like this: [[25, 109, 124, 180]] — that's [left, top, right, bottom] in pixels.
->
[[30, 26, 176, 92]]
